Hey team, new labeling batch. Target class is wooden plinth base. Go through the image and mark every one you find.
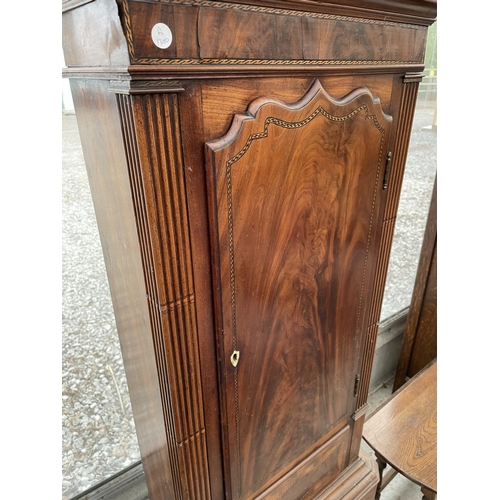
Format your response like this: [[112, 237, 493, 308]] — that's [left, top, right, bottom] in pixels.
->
[[316, 449, 378, 500]]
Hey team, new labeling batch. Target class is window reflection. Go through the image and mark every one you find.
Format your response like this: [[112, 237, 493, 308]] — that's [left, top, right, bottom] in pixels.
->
[[380, 23, 437, 320], [62, 114, 141, 499]]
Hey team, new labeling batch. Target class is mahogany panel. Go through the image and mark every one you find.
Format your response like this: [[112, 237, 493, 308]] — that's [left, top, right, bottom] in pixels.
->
[[256, 426, 351, 500], [206, 80, 392, 499], [122, 0, 427, 65], [197, 6, 301, 60], [201, 74, 395, 141], [317, 450, 378, 500], [215, 0, 437, 25], [125, 1, 200, 60]]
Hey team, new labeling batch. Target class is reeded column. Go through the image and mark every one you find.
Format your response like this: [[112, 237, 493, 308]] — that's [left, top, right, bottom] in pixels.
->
[[350, 73, 424, 457], [115, 82, 211, 500]]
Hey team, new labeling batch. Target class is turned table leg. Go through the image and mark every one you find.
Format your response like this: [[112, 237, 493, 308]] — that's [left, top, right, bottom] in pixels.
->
[[374, 454, 387, 500], [421, 486, 436, 500]]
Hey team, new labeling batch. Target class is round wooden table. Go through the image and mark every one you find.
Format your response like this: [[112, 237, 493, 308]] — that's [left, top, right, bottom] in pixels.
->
[[363, 360, 437, 499]]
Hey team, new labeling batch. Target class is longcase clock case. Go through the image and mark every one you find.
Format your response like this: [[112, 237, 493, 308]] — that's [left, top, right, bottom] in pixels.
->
[[62, 0, 437, 499]]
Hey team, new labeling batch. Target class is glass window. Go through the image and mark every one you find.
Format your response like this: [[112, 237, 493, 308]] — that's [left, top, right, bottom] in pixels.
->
[[62, 113, 141, 499], [380, 23, 437, 321]]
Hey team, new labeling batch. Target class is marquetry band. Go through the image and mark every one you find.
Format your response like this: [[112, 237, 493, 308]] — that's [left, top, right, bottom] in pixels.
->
[[137, 0, 425, 29], [133, 58, 419, 66], [118, 0, 425, 66]]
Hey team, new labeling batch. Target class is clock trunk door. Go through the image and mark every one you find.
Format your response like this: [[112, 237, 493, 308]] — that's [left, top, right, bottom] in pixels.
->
[[206, 80, 392, 500]]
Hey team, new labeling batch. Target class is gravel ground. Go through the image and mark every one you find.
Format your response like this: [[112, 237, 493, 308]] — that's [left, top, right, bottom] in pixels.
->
[[62, 114, 141, 499], [380, 98, 437, 319], [62, 96, 436, 499]]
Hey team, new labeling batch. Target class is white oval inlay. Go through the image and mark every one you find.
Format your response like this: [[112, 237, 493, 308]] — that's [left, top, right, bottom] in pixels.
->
[[151, 23, 173, 49]]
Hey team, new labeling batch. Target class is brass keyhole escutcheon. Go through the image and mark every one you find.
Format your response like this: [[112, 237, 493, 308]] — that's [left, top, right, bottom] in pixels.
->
[[230, 350, 240, 367]]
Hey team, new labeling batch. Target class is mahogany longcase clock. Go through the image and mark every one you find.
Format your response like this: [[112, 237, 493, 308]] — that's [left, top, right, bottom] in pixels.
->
[[62, 0, 437, 498]]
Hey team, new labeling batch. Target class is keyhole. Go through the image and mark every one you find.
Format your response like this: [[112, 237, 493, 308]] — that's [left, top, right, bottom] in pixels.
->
[[230, 350, 240, 367]]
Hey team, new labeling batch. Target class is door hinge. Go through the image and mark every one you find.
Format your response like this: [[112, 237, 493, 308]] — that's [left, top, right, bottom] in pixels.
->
[[354, 374, 360, 397], [383, 151, 392, 190]]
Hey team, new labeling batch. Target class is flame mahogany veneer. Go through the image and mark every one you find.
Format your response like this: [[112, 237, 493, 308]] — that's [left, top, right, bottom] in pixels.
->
[[62, 1, 436, 498]]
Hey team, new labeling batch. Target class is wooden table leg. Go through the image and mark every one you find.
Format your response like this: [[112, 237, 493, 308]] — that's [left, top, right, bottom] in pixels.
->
[[374, 454, 387, 500], [421, 486, 436, 500]]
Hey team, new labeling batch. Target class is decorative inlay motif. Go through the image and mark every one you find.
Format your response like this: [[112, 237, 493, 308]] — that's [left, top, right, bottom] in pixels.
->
[[119, 0, 424, 66], [119, 0, 135, 60], [149, 0, 425, 29], [133, 57, 418, 66]]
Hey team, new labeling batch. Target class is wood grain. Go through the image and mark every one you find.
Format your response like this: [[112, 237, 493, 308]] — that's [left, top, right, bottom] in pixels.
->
[[201, 75, 395, 141], [255, 426, 351, 500], [317, 449, 379, 500], [206, 0, 437, 25], [128, 92, 211, 500], [63, 0, 435, 497], [178, 82, 226, 500], [353, 74, 424, 409], [363, 361, 437, 493], [206, 79, 392, 499], [124, 0, 427, 66], [384, 75, 421, 220], [408, 244, 437, 376]]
